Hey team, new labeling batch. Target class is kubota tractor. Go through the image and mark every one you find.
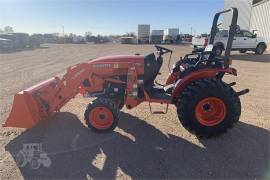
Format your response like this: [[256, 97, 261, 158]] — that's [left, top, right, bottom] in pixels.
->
[[3, 8, 249, 137]]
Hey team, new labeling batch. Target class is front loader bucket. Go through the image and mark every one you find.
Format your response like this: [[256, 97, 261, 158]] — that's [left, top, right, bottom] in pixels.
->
[[3, 77, 61, 128], [3, 92, 43, 128]]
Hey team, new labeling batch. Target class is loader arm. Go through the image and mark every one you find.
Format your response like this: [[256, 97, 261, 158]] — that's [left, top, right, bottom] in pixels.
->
[[4, 62, 109, 128], [48, 63, 92, 113]]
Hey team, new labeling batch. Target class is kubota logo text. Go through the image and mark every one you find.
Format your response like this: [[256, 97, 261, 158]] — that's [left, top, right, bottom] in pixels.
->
[[93, 64, 112, 68]]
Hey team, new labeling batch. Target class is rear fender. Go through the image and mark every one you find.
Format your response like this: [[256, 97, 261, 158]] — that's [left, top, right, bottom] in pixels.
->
[[172, 67, 237, 99]]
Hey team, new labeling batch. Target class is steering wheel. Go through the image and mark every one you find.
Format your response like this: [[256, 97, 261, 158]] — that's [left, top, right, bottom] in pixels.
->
[[154, 45, 174, 73], [154, 45, 173, 56]]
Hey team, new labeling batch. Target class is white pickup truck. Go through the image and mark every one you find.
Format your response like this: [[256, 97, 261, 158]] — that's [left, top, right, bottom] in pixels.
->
[[192, 30, 267, 56]]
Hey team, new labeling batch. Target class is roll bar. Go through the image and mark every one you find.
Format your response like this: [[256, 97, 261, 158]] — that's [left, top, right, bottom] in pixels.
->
[[209, 8, 238, 68]]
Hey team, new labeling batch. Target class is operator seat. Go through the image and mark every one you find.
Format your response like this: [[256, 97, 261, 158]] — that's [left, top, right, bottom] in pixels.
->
[[143, 53, 169, 99], [143, 53, 163, 87], [205, 44, 224, 67]]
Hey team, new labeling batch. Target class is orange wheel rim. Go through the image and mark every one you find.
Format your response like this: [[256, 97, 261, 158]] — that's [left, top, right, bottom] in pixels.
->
[[89, 107, 113, 130], [195, 97, 227, 126]]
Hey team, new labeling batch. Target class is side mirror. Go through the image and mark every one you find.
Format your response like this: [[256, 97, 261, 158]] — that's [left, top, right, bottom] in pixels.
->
[[252, 29, 258, 34], [252, 34, 257, 38]]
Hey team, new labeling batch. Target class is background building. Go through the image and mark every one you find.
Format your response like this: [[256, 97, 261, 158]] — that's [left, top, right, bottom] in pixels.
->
[[137, 24, 150, 44], [223, 0, 270, 43], [150, 30, 164, 44], [163, 28, 179, 43]]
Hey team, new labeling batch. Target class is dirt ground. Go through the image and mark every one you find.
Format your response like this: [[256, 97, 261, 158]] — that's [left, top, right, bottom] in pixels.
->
[[0, 44, 269, 179]]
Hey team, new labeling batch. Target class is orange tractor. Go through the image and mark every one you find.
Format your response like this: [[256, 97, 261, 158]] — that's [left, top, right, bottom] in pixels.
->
[[3, 8, 249, 137]]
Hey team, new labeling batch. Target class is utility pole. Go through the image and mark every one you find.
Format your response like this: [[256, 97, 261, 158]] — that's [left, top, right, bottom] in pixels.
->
[[62, 25, 65, 44], [190, 27, 193, 36]]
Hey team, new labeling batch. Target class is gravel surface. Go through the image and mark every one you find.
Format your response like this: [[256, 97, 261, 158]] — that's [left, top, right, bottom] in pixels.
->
[[0, 44, 269, 179]]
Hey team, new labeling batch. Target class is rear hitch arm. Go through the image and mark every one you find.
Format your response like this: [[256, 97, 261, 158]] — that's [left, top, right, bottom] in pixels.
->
[[228, 82, 236, 86], [236, 89, 250, 96], [227, 82, 249, 96]]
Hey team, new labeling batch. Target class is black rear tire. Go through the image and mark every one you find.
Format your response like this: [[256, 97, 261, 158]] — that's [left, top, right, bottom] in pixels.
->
[[176, 79, 241, 137], [84, 98, 119, 132], [255, 43, 266, 55]]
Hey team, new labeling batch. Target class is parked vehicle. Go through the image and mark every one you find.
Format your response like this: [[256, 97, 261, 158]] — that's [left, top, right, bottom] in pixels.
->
[[192, 29, 267, 56], [11, 33, 29, 49], [0, 33, 44, 51], [0, 34, 16, 50], [43, 34, 57, 43], [72, 35, 86, 44], [0, 33, 29, 49], [0, 38, 13, 51], [179, 34, 193, 43], [192, 34, 209, 51], [29, 34, 43, 48], [120, 37, 136, 44]]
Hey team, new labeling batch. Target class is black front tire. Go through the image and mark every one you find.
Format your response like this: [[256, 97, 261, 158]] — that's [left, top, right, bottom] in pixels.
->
[[177, 79, 241, 137], [84, 98, 119, 132]]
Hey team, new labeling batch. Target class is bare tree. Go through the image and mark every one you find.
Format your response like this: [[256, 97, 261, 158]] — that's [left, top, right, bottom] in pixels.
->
[[4, 26, 14, 33], [123, 32, 136, 37], [85, 32, 92, 36]]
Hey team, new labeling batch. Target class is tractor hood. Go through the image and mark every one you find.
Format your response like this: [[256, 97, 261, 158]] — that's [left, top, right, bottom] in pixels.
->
[[90, 55, 144, 64]]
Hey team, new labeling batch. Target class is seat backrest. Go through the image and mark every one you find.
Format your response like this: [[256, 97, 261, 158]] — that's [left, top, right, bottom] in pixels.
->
[[143, 53, 163, 87]]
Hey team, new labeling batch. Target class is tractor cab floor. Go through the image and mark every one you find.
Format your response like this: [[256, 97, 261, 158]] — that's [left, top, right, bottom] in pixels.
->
[[148, 85, 171, 100]]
